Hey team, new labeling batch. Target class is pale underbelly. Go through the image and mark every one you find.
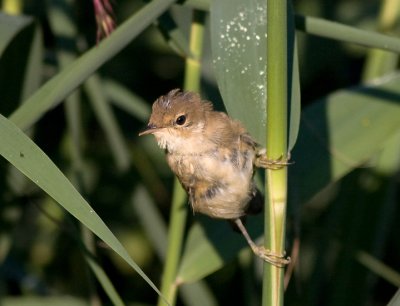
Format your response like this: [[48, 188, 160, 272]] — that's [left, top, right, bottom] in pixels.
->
[[167, 150, 255, 219]]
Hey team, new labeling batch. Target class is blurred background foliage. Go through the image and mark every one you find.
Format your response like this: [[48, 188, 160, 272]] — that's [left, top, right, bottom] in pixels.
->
[[0, 0, 399, 305]]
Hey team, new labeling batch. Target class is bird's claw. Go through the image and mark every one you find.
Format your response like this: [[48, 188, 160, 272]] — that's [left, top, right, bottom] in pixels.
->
[[255, 152, 293, 170], [251, 245, 291, 267]]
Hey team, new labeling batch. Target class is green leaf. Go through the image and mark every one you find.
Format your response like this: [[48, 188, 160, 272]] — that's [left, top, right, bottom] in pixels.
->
[[85, 75, 131, 171], [210, 0, 267, 144], [287, 7, 301, 151], [179, 0, 210, 11], [20, 26, 43, 101], [177, 215, 263, 283], [0, 12, 32, 57], [86, 257, 126, 306], [0, 114, 164, 301], [131, 186, 217, 306], [388, 288, 400, 306], [156, 11, 191, 57], [292, 73, 400, 204], [104, 79, 151, 123], [210, 0, 300, 148], [131, 185, 168, 260], [1, 296, 88, 306], [177, 73, 400, 283], [356, 251, 400, 288], [295, 14, 400, 53], [0, 13, 43, 114]]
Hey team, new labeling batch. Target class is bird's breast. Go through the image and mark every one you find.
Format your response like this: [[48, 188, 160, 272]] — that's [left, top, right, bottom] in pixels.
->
[[166, 146, 256, 219]]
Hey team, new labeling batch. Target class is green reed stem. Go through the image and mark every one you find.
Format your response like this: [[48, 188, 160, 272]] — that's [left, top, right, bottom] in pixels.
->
[[362, 0, 400, 81], [157, 10, 206, 306], [263, 0, 288, 305]]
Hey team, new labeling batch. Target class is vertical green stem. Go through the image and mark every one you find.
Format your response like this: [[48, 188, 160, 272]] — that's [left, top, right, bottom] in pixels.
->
[[157, 10, 206, 306], [2, 0, 23, 14], [184, 11, 206, 91], [263, 0, 288, 305], [362, 0, 400, 81], [157, 181, 187, 306]]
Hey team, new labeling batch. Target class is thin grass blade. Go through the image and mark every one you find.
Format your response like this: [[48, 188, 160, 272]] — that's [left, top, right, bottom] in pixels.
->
[[104, 79, 151, 123], [85, 75, 131, 171]]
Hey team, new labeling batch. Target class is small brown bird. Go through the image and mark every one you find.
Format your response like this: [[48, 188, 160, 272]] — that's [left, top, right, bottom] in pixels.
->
[[139, 89, 290, 266]]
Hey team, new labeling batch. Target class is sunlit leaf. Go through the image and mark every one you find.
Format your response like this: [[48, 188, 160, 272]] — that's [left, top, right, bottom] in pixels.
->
[[210, 0, 300, 148], [210, 0, 268, 144]]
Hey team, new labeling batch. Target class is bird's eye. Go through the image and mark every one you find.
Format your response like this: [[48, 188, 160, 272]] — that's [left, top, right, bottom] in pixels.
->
[[175, 115, 186, 126]]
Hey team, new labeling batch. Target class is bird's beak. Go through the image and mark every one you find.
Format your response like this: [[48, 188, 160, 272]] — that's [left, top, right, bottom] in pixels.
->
[[138, 124, 160, 136]]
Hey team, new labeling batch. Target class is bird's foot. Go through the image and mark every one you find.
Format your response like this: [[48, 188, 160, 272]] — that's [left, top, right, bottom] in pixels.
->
[[251, 245, 291, 267], [255, 151, 293, 170]]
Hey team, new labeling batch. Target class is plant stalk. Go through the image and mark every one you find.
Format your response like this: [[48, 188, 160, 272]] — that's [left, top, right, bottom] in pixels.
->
[[263, 0, 288, 305], [362, 0, 400, 81], [157, 181, 187, 306], [2, 0, 23, 14], [157, 10, 206, 306]]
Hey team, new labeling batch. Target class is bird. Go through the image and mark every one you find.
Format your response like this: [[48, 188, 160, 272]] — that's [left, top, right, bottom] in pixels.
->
[[139, 89, 290, 266]]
